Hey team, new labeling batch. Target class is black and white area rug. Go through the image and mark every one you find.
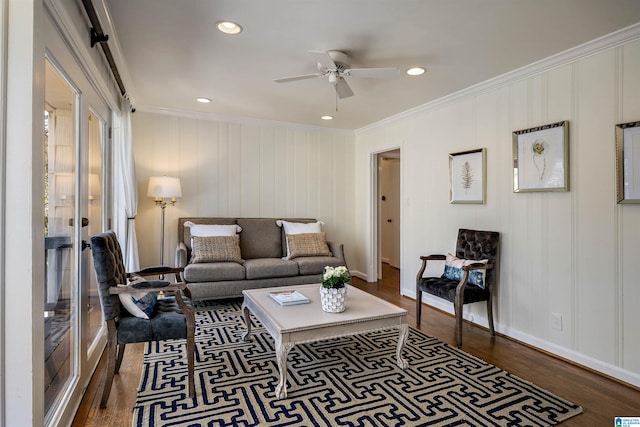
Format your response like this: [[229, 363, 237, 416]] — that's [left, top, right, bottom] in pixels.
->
[[132, 299, 582, 426]]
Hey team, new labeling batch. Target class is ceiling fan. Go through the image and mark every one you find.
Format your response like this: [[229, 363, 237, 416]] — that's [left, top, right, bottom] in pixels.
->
[[274, 50, 399, 99]]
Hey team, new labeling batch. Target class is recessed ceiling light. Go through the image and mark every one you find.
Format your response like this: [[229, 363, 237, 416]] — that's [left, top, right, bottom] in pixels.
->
[[321, 115, 333, 120], [196, 97, 212, 104], [406, 67, 426, 76], [217, 21, 243, 35]]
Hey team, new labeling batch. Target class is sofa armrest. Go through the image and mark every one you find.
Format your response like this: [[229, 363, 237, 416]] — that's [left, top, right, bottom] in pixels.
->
[[327, 241, 346, 263], [176, 241, 188, 268]]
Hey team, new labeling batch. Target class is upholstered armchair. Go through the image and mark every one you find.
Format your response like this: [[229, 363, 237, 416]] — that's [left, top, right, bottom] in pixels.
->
[[90, 231, 195, 408], [416, 228, 500, 347]]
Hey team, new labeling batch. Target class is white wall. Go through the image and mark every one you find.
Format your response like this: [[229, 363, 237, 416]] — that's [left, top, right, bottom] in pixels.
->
[[354, 33, 640, 387], [132, 111, 356, 269]]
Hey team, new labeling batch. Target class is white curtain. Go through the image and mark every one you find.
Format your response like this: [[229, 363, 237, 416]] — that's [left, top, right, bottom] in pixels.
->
[[113, 98, 140, 271]]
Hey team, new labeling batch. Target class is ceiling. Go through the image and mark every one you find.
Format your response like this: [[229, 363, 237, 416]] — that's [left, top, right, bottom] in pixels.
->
[[102, 0, 640, 130]]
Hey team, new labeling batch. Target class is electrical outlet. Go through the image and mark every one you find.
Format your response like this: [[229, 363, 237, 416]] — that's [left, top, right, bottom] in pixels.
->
[[551, 313, 563, 331]]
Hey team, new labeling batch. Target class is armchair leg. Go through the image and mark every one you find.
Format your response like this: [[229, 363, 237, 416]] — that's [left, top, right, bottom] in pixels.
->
[[114, 343, 126, 373], [487, 295, 495, 337], [186, 324, 195, 398], [100, 322, 118, 408], [454, 293, 464, 348], [416, 290, 423, 326]]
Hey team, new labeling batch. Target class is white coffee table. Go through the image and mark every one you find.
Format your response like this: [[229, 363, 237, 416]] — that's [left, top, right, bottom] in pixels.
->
[[241, 283, 409, 399]]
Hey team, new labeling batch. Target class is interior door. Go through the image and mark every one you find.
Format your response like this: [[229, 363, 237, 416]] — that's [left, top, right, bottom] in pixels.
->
[[378, 151, 401, 274]]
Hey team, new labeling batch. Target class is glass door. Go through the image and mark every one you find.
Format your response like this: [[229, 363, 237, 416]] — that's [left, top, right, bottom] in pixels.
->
[[86, 111, 105, 353], [44, 55, 111, 425], [44, 58, 78, 417]]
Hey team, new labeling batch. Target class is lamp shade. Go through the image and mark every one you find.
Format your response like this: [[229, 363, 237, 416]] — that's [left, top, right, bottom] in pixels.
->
[[147, 176, 182, 199]]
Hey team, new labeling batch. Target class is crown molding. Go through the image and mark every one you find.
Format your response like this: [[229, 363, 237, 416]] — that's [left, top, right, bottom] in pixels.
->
[[135, 104, 355, 136], [356, 22, 640, 135]]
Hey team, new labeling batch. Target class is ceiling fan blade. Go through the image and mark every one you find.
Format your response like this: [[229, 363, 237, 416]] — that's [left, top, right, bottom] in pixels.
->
[[308, 50, 337, 71], [274, 73, 322, 83], [347, 68, 400, 79], [334, 78, 354, 99]]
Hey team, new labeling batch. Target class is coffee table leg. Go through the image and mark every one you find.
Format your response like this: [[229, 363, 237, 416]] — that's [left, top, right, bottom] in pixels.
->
[[275, 337, 294, 399], [396, 324, 409, 369], [241, 302, 252, 341]]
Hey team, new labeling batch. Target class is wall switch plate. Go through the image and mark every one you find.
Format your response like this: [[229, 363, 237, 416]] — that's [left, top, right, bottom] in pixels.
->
[[551, 313, 563, 331]]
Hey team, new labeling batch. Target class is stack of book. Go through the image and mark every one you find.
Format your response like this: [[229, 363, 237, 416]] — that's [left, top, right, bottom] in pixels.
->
[[269, 290, 310, 306]]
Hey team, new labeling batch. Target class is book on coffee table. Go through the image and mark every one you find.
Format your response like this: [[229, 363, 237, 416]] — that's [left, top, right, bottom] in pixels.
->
[[269, 290, 310, 306]]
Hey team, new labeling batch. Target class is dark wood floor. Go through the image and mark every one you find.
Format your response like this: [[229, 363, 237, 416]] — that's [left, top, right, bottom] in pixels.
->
[[72, 264, 640, 426]]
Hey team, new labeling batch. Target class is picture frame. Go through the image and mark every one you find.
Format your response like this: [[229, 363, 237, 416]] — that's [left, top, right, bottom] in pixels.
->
[[513, 121, 569, 192], [449, 148, 486, 204], [615, 121, 640, 204]]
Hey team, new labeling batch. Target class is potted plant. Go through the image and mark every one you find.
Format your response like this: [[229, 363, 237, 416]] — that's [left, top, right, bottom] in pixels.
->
[[320, 266, 350, 312]]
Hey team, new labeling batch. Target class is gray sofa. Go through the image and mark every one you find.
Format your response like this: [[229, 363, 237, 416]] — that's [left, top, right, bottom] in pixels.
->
[[175, 217, 346, 300]]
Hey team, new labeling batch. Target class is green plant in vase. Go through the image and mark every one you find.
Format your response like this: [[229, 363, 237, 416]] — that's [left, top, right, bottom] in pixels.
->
[[320, 266, 350, 313], [321, 266, 350, 288]]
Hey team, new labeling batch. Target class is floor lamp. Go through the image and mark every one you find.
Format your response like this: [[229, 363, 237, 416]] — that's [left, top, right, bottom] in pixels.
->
[[147, 176, 182, 266]]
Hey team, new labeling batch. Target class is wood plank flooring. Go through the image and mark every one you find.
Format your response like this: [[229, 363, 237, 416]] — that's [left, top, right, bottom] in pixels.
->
[[72, 265, 640, 426]]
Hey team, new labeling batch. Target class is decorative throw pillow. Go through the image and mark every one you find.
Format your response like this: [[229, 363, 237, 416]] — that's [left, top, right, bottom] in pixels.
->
[[286, 232, 332, 259], [441, 253, 488, 289], [184, 221, 242, 236], [118, 276, 158, 319], [190, 235, 243, 264], [276, 220, 324, 259]]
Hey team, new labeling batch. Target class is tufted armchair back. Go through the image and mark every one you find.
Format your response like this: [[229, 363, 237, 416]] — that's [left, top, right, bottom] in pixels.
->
[[90, 231, 126, 321], [455, 228, 500, 290]]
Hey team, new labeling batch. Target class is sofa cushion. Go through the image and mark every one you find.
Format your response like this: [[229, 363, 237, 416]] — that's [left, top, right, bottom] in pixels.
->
[[244, 258, 299, 280], [295, 256, 344, 276], [184, 262, 246, 282], [236, 218, 283, 259], [191, 235, 243, 264], [286, 232, 332, 259]]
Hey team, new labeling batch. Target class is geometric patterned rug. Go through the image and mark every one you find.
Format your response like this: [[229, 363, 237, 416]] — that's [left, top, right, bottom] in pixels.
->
[[132, 299, 582, 427]]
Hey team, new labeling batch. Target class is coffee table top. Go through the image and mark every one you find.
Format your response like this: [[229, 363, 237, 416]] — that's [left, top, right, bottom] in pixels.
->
[[242, 283, 407, 333]]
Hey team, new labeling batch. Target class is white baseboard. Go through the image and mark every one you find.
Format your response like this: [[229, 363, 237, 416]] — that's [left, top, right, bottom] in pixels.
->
[[408, 289, 640, 388], [350, 270, 368, 281]]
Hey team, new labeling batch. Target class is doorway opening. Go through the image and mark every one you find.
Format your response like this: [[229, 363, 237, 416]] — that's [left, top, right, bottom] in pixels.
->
[[375, 149, 401, 292]]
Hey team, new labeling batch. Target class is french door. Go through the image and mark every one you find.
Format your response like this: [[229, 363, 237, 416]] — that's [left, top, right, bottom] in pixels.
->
[[43, 52, 112, 425]]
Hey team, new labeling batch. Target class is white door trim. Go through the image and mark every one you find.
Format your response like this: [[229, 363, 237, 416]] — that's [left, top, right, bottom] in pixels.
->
[[367, 143, 402, 282]]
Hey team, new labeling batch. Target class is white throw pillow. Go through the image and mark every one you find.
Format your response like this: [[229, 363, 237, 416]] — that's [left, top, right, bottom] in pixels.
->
[[118, 276, 157, 319], [276, 220, 324, 259], [442, 253, 489, 289], [184, 221, 242, 236]]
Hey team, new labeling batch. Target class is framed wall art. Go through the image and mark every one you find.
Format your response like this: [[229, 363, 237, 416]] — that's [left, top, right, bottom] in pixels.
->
[[449, 148, 486, 204], [615, 121, 640, 203], [513, 121, 569, 192]]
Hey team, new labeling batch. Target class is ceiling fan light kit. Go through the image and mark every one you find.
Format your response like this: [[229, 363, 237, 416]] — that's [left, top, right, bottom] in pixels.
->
[[275, 50, 400, 101]]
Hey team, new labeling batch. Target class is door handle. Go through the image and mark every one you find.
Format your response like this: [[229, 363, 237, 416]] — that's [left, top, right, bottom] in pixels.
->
[[82, 240, 91, 251], [68, 217, 89, 227], [387, 219, 392, 223]]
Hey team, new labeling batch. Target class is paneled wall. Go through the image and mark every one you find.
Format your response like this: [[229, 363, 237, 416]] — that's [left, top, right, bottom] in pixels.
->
[[354, 38, 640, 386], [132, 112, 355, 270]]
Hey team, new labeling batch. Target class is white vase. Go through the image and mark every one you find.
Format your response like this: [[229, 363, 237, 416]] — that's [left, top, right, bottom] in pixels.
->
[[319, 286, 347, 313]]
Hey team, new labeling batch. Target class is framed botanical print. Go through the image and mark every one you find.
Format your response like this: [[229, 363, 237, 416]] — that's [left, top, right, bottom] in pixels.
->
[[513, 121, 569, 192], [449, 148, 486, 204], [615, 121, 640, 203]]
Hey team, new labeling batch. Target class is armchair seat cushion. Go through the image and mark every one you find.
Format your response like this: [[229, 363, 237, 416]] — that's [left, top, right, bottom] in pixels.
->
[[116, 297, 190, 344], [418, 277, 490, 304]]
